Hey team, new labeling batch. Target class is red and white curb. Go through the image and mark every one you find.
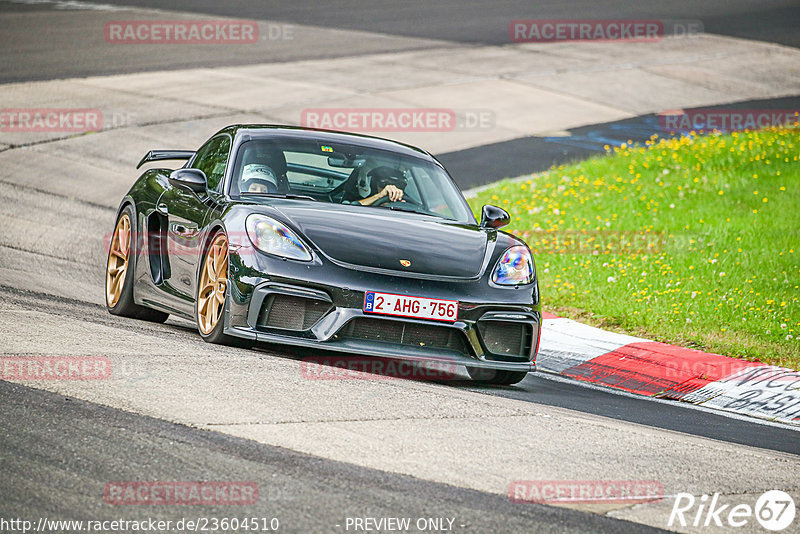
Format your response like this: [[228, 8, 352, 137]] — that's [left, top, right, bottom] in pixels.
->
[[538, 313, 800, 426]]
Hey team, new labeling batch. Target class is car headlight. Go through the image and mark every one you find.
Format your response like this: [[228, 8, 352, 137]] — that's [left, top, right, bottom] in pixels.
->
[[245, 214, 312, 261], [492, 245, 534, 286]]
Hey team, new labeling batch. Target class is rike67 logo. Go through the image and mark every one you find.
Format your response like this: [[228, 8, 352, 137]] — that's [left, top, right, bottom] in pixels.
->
[[669, 490, 795, 531]]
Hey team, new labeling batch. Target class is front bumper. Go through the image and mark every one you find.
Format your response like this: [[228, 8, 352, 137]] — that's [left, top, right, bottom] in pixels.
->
[[222, 248, 540, 372]]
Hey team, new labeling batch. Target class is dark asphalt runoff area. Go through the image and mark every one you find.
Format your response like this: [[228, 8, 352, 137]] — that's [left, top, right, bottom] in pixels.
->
[[441, 95, 800, 189], [0, 380, 667, 534]]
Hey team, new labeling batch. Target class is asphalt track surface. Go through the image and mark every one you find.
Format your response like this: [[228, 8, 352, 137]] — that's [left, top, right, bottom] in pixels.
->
[[79, 0, 800, 48], [471, 374, 800, 456], [2, 0, 799, 186], [2, 0, 800, 83], [2, 1, 800, 532], [1, 380, 664, 534]]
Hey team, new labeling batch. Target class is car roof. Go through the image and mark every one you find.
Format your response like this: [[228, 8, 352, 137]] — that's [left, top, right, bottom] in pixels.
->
[[215, 124, 438, 163]]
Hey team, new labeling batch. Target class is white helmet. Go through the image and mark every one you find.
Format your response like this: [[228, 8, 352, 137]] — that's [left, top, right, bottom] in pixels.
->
[[241, 164, 278, 193]]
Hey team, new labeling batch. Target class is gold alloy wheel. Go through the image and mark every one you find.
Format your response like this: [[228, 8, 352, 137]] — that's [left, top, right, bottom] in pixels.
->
[[197, 233, 229, 335], [106, 213, 131, 307]]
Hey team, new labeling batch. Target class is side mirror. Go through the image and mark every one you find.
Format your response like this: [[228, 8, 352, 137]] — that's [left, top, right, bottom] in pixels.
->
[[169, 168, 207, 194], [480, 204, 510, 229]]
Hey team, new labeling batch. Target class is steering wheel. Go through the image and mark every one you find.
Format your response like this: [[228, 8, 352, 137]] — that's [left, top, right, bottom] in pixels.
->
[[327, 189, 346, 203], [372, 194, 423, 208]]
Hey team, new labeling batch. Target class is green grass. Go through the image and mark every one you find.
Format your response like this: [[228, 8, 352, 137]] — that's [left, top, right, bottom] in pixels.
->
[[469, 128, 800, 369]]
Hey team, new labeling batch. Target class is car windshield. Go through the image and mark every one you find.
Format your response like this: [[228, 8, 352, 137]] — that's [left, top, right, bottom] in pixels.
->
[[230, 136, 474, 223]]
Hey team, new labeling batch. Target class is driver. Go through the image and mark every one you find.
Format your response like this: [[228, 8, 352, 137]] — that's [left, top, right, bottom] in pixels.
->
[[352, 165, 406, 206], [240, 164, 279, 194]]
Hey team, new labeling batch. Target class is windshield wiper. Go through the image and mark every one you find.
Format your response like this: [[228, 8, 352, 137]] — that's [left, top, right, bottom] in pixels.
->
[[385, 205, 438, 217], [383, 204, 458, 221], [242, 192, 316, 201]]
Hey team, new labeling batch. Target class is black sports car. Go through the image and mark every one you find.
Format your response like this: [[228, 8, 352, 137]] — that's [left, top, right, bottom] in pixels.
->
[[105, 125, 540, 385]]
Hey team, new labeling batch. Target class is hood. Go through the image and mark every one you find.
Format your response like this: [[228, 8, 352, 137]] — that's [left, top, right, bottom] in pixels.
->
[[270, 202, 490, 278]]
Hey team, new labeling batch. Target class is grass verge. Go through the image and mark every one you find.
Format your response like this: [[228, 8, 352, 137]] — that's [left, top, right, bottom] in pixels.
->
[[468, 127, 799, 369]]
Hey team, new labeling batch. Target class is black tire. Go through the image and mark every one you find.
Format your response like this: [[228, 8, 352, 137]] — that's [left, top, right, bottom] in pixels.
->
[[196, 230, 253, 348], [466, 366, 528, 386], [105, 204, 169, 323]]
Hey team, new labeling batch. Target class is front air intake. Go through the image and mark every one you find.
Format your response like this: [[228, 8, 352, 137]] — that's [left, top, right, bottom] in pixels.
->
[[477, 321, 533, 360], [257, 294, 331, 331], [337, 318, 471, 354]]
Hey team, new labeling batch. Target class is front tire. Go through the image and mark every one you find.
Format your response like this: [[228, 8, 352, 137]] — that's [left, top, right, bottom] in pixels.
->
[[466, 366, 528, 386], [105, 205, 169, 323], [196, 230, 251, 347]]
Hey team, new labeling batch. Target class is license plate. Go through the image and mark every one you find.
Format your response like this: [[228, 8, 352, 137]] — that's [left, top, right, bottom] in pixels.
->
[[363, 291, 458, 322]]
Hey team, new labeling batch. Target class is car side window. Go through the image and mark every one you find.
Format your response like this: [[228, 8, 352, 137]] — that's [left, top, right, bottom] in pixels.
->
[[192, 135, 231, 191]]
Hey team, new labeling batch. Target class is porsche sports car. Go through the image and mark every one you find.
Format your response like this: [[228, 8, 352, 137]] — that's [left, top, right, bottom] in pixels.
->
[[105, 125, 540, 385]]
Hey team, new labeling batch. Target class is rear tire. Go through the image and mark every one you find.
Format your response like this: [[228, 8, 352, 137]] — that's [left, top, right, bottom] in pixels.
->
[[105, 205, 169, 323], [466, 366, 528, 386]]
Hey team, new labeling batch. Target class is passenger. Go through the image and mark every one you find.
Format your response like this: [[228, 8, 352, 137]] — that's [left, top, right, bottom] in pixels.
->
[[240, 164, 279, 194]]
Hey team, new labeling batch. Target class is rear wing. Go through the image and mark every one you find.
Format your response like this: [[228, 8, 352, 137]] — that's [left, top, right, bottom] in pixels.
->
[[136, 150, 196, 169]]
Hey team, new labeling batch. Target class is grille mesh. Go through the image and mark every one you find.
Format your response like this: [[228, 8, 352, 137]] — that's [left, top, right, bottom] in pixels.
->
[[339, 318, 470, 354], [259, 294, 331, 330], [477, 321, 531, 358]]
